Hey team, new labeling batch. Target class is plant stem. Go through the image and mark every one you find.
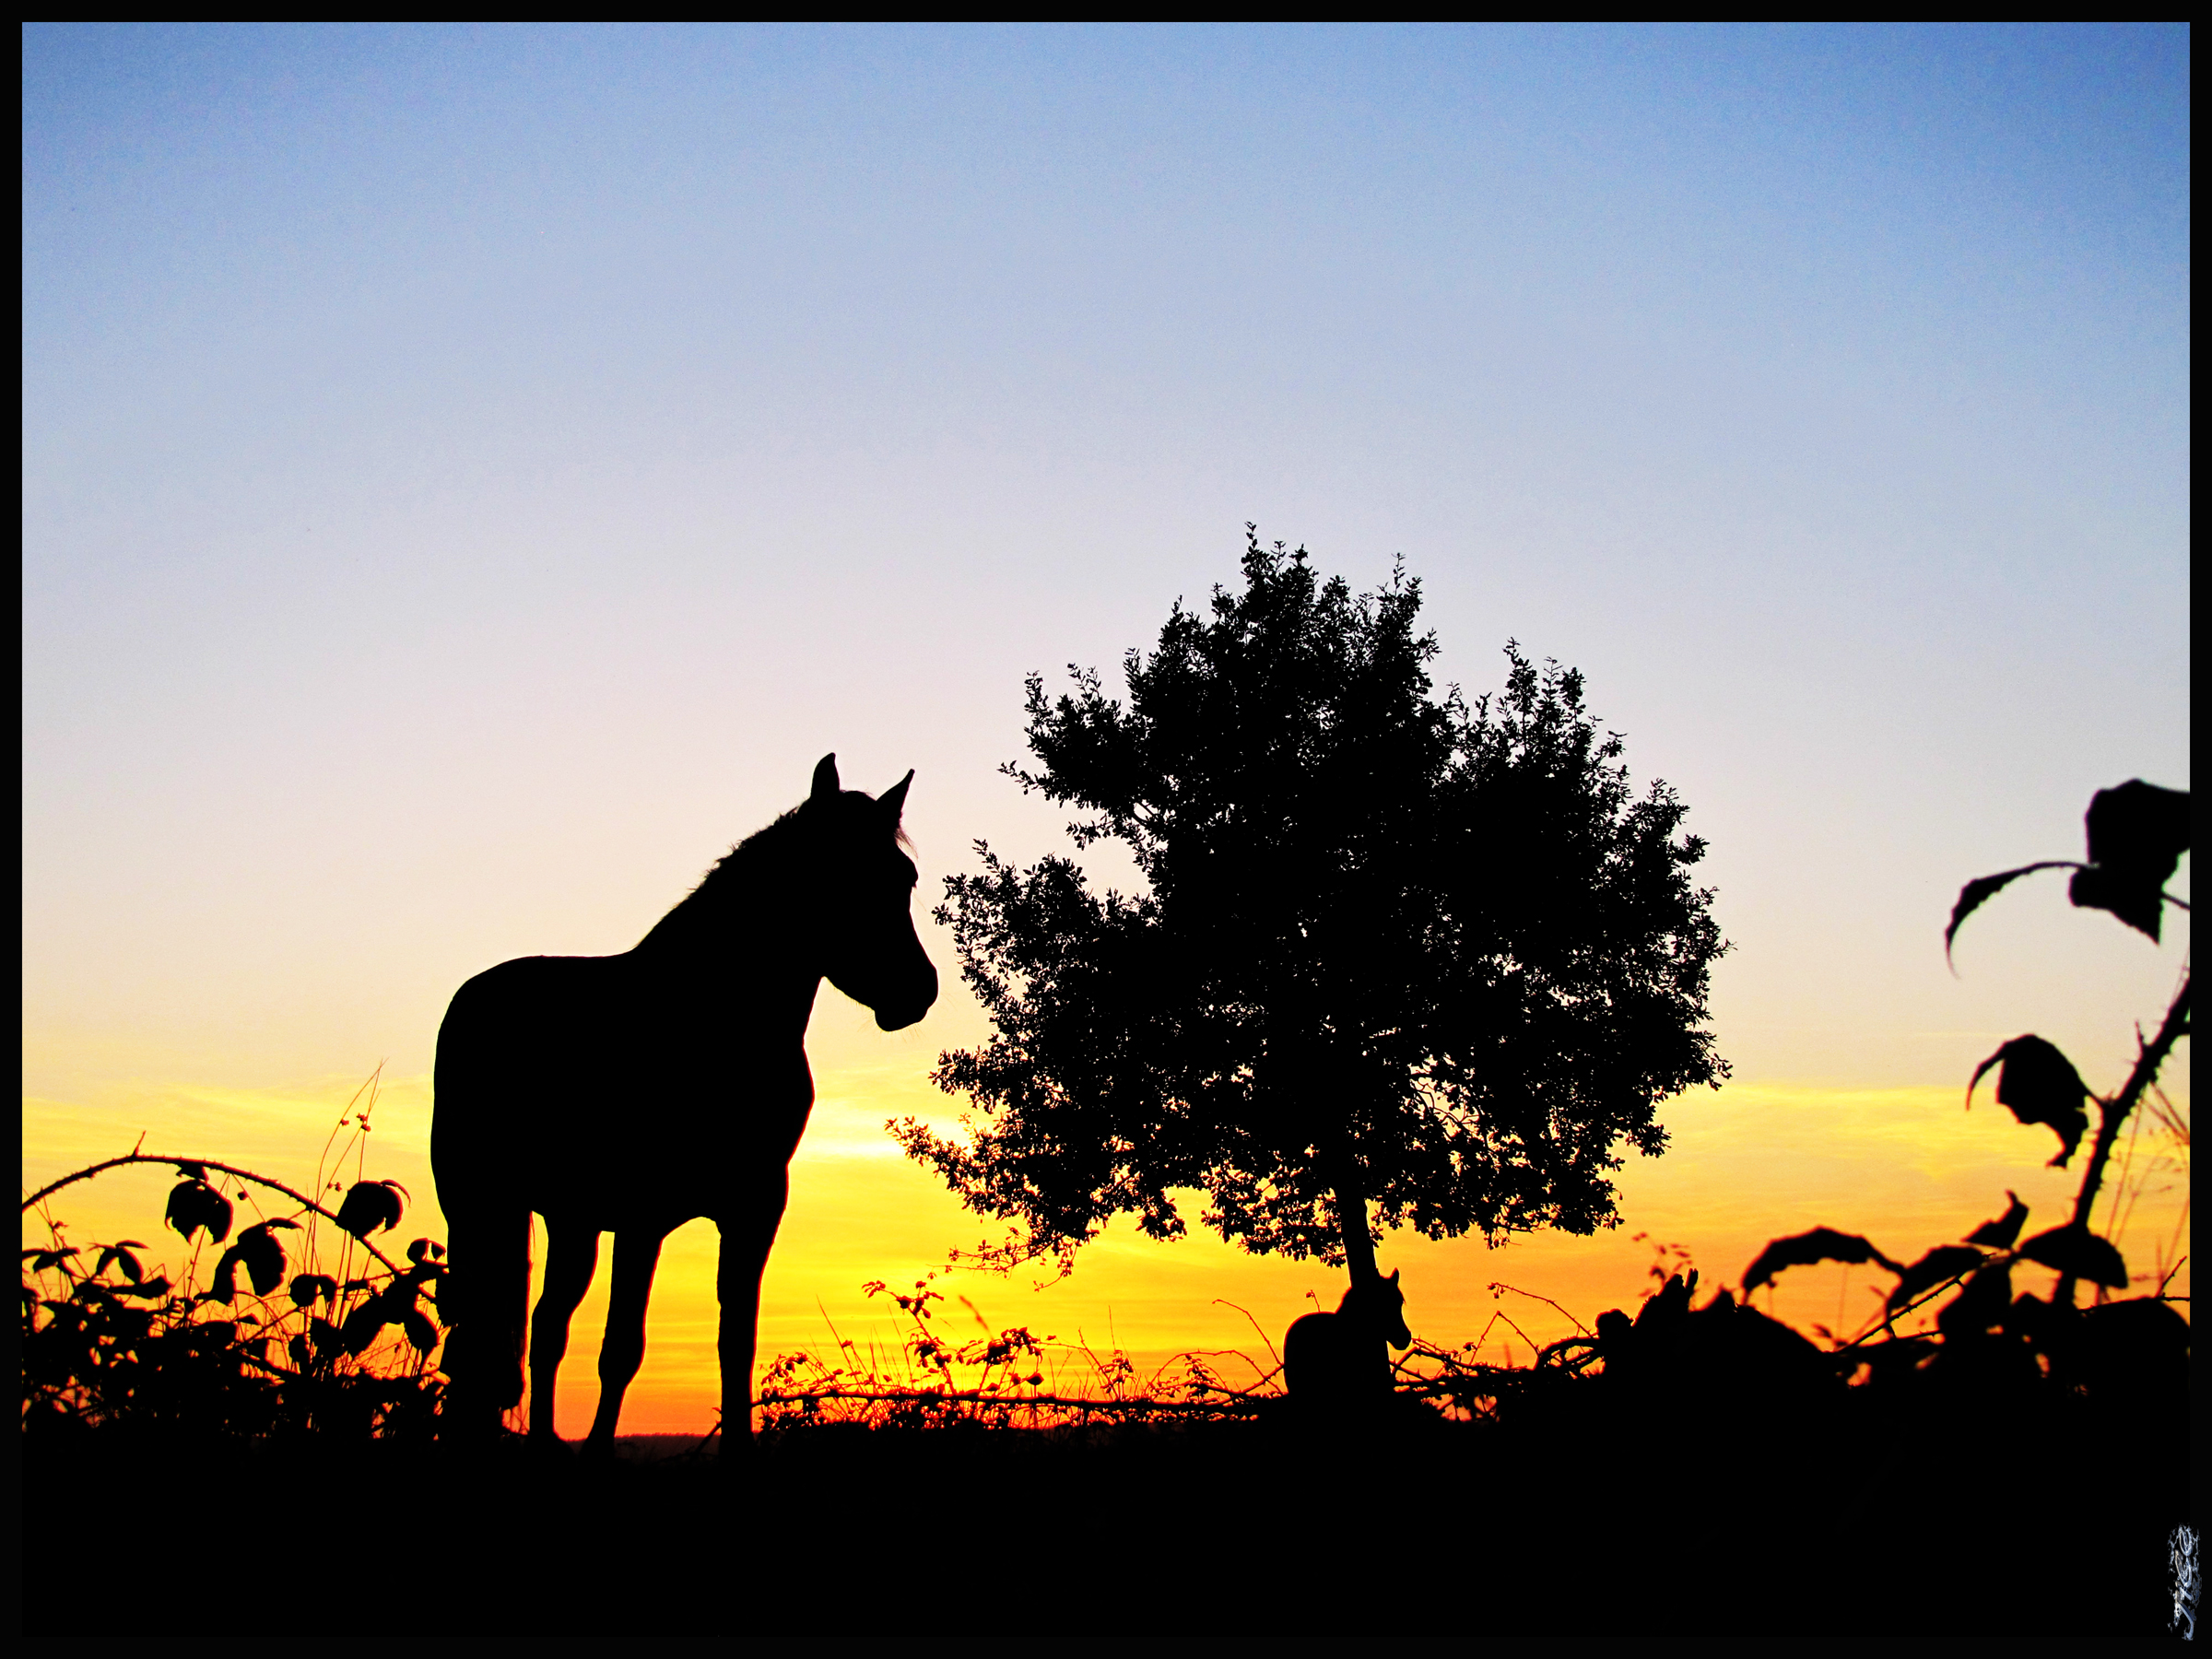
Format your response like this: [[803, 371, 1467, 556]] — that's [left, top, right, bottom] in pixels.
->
[[2056, 974, 2190, 1307], [2070, 977, 2190, 1230]]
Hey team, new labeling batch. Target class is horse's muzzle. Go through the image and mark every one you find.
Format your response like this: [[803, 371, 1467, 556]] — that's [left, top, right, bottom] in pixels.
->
[[875, 1002, 932, 1031]]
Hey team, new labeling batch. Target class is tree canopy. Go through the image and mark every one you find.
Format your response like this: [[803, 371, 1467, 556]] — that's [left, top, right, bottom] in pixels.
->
[[898, 532, 1729, 1277]]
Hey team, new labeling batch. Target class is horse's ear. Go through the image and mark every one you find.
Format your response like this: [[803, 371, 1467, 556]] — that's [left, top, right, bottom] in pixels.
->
[[878, 770, 913, 823], [811, 754, 841, 804]]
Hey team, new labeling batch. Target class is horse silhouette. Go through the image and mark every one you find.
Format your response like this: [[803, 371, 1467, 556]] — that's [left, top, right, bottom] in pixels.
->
[[1284, 1268, 1412, 1406], [431, 754, 937, 1450]]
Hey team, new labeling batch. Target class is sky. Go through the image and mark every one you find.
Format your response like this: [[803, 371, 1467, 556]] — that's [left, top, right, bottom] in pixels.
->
[[23, 23, 2189, 1434]]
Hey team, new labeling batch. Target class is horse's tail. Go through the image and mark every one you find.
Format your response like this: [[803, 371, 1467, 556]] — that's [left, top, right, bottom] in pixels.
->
[[1282, 1309, 1335, 1400], [431, 966, 534, 1437], [441, 1194, 531, 1436]]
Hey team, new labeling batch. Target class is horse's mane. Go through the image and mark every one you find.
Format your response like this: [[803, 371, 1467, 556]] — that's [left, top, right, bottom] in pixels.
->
[[634, 796, 911, 953]]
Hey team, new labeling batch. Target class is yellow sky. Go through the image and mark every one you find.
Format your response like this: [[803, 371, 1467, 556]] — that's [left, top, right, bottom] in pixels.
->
[[23, 1044, 2187, 1438]]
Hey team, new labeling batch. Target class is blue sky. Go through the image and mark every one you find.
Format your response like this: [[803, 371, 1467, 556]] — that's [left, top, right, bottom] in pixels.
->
[[24, 23, 2189, 1107]]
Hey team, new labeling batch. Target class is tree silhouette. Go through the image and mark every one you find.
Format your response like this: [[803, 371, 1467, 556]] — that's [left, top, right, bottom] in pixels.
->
[[900, 532, 1729, 1289]]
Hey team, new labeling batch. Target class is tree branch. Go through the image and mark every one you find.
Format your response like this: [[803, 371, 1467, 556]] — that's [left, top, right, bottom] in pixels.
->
[[21, 1153, 407, 1277]]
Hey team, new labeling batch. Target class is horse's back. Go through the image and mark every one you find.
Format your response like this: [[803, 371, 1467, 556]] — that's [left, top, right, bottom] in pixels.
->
[[432, 955, 630, 1192], [1285, 1310, 1389, 1400], [432, 949, 812, 1224], [438, 953, 609, 1082]]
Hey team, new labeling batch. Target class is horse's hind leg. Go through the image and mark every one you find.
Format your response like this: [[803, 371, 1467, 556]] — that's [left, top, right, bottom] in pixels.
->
[[528, 1221, 602, 1441], [585, 1228, 666, 1447]]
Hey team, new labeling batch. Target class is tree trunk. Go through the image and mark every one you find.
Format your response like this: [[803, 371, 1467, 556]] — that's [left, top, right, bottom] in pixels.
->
[[1293, 1024, 1380, 1282], [1323, 1134, 1379, 1284]]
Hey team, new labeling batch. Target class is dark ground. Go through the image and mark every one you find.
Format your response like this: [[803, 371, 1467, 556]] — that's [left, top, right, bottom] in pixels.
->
[[20, 1391, 2191, 1639]]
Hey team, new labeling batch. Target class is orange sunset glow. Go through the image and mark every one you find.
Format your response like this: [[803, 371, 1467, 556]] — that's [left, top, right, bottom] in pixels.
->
[[26, 995, 2189, 1437]]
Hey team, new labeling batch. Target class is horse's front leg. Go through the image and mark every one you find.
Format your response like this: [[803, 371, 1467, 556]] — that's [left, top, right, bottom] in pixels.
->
[[529, 1221, 602, 1441], [716, 1171, 790, 1461], [585, 1227, 667, 1448]]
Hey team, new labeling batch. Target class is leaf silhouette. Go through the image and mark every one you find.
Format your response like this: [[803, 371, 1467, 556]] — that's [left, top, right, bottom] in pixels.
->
[[1945, 864, 2073, 962], [117, 1276, 170, 1300], [206, 1247, 244, 1304], [1963, 1192, 2029, 1250], [334, 1180, 407, 1240], [402, 1311, 439, 1355], [2017, 1226, 2128, 1288], [164, 1180, 232, 1244], [2067, 781, 2189, 943], [1741, 1228, 1904, 1294], [1935, 1261, 2013, 1339], [1636, 1268, 1700, 1327], [95, 1241, 149, 1284], [289, 1274, 338, 1310], [2066, 866, 2166, 943], [1966, 1036, 2090, 1167], [232, 1223, 292, 1297], [1887, 1246, 1987, 1312]]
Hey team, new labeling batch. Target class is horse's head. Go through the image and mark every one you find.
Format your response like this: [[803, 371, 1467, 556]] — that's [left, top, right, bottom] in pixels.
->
[[1343, 1267, 1413, 1349], [803, 753, 938, 1030]]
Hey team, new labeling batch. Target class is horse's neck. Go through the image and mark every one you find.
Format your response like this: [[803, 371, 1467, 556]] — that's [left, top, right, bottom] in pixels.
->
[[1338, 1281, 1395, 1328], [633, 874, 821, 1019]]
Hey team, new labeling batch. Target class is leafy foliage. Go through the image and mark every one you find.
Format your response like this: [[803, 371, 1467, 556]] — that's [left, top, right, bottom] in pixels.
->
[[21, 1106, 449, 1441], [825, 777, 2187, 1453], [907, 531, 1729, 1272], [1945, 777, 2190, 956], [1660, 780, 2190, 1430]]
